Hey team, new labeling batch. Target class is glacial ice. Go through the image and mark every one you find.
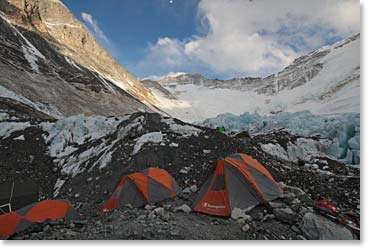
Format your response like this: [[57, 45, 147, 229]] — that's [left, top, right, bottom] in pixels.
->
[[200, 111, 360, 165]]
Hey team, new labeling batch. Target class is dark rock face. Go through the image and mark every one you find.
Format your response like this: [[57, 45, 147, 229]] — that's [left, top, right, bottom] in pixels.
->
[[0, 0, 162, 117], [4, 0, 159, 105], [0, 15, 151, 116]]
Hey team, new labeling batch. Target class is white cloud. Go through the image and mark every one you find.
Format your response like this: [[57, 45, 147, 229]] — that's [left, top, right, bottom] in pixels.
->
[[140, 71, 187, 81], [133, 37, 199, 77], [81, 12, 110, 44], [136, 0, 360, 78]]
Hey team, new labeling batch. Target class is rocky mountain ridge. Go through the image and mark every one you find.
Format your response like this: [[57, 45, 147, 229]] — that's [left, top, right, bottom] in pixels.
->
[[142, 33, 360, 122], [153, 33, 359, 95], [0, 0, 162, 117]]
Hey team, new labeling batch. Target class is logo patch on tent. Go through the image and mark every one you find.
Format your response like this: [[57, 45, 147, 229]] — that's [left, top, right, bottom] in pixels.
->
[[202, 202, 226, 209]]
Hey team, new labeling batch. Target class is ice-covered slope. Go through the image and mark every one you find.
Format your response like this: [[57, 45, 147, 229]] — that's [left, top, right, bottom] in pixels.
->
[[144, 34, 360, 122]]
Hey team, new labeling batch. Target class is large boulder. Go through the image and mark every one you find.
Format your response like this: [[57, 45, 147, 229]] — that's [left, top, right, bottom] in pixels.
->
[[300, 212, 354, 240], [273, 207, 296, 223]]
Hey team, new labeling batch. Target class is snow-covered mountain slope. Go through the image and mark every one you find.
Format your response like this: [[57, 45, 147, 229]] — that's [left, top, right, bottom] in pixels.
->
[[0, 0, 162, 116], [143, 34, 360, 122]]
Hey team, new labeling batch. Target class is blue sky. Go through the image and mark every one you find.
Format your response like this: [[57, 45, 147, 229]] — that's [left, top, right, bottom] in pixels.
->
[[62, 0, 202, 76], [62, 0, 359, 79]]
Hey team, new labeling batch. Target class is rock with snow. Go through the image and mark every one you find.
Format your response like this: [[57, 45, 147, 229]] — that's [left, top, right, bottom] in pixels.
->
[[133, 132, 164, 155], [13, 135, 25, 141]]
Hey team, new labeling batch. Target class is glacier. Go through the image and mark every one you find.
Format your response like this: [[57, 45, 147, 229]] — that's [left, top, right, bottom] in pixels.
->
[[199, 111, 360, 166]]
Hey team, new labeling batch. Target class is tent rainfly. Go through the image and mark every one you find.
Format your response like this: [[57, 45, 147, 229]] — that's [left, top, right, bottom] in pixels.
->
[[193, 153, 283, 216]]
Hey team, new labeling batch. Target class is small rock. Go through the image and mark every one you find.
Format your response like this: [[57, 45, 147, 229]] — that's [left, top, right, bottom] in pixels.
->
[[190, 185, 198, 193], [169, 142, 179, 147], [42, 225, 50, 232], [284, 186, 306, 195], [311, 164, 319, 169], [269, 202, 285, 208], [182, 187, 191, 194], [203, 149, 211, 154], [261, 214, 274, 222], [74, 193, 80, 198], [291, 225, 301, 234], [174, 204, 191, 213], [280, 192, 296, 200], [231, 208, 245, 220], [255, 212, 264, 221], [242, 224, 250, 232], [297, 235, 307, 240], [154, 207, 165, 216], [170, 230, 180, 236], [126, 204, 133, 209], [291, 198, 301, 204], [238, 218, 246, 224], [148, 211, 156, 219], [278, 181, 286, 188], [65, 230, 77, 237], [179, 167, 190, 174], [161, 212, 173, 222], [137, 215, 146, 220], [144, 204, 153, 210]]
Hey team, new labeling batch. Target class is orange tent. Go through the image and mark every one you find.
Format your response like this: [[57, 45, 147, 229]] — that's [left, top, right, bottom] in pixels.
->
[[193, 153, 282, 216], [98, 168, 181, 215], [0, 200, 78, 238]]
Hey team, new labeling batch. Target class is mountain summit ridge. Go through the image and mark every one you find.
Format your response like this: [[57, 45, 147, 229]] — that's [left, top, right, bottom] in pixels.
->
[[0, 0, 162, 116], [1, 0, 161, 104], [143, 33, 360, 122]]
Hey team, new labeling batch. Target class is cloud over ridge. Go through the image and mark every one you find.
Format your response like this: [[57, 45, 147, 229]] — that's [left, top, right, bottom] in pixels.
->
[[135, 0, 360, 79]]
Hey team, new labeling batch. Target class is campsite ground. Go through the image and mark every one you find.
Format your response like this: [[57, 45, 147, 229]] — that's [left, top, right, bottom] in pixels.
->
[[1, 113, 360, 240]]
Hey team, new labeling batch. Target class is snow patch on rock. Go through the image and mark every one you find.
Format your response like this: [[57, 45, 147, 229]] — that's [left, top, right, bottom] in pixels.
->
[[133, 132, 164, 155], [0, 122, 31, 139]]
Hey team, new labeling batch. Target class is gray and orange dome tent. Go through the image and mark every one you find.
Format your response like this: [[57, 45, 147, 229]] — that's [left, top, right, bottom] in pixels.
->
[[193, 153, 283, 217], [98, 167, 181, 215], [0, 199, 78, 238]]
